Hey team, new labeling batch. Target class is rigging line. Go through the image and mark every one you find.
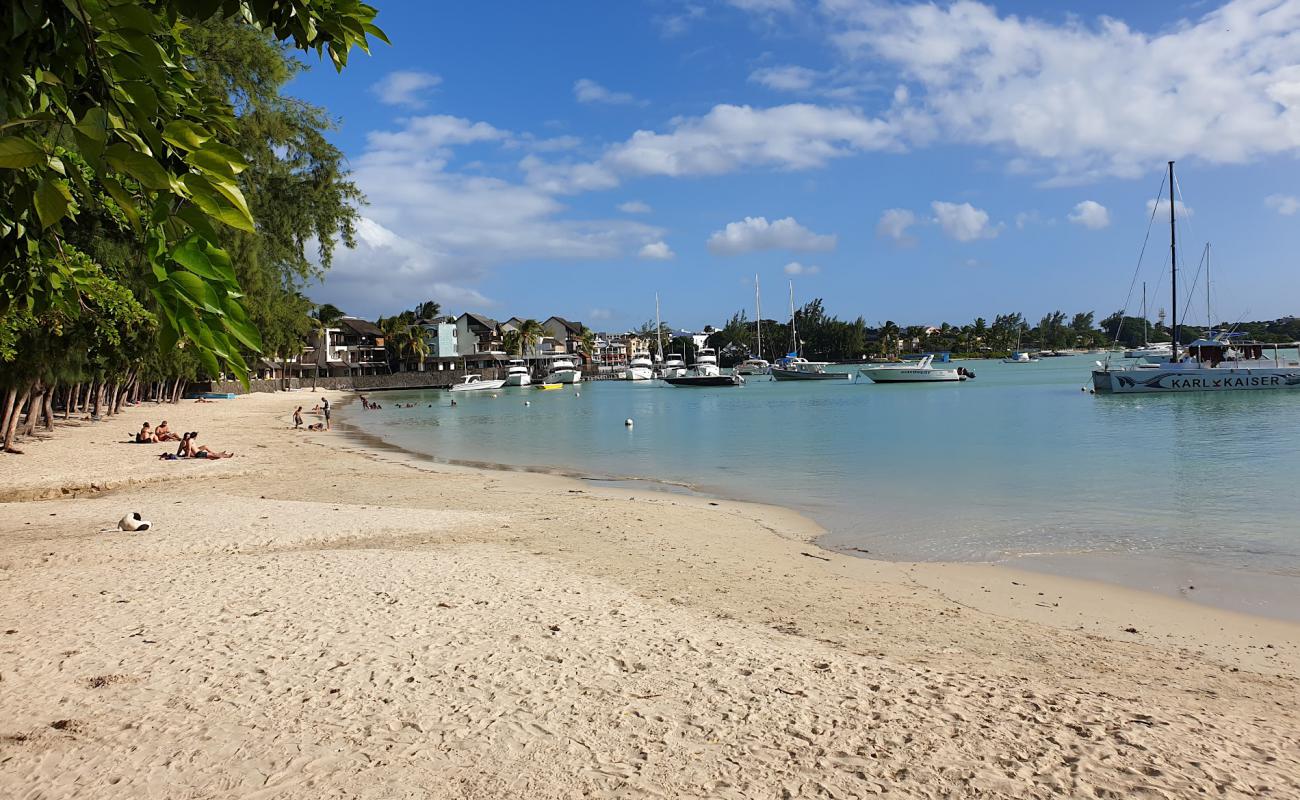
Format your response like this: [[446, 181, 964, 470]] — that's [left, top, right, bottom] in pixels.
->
[[1170, 171, 1204, 330], [1110, 170, 1168, 344], [1178, 243, 1209, 332]]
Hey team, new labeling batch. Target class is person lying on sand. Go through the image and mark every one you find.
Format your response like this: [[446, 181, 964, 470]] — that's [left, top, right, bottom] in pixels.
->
[[155, 421, 180, 441], [181, 432, 234, 459], [306, 422, 325, 431], [136, 422, 157, 443]]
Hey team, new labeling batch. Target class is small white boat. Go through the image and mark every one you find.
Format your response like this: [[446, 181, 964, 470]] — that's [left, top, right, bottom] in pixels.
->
[[1002, 351, 1040, 364], [625, 351, 654, 381], [860, 355, 971, 383], [735, 356, 770, 376], [1123, 342, 1174, 360], [546, 357, 582, 384], [450, 374, 507, 392], [691, 347, 721, 377], [770, 357, 850, 381], [503, 358, 531, 386]]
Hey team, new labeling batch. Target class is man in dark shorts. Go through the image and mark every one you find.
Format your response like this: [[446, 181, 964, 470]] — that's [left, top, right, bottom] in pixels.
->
[[321, 396, 331, 430]]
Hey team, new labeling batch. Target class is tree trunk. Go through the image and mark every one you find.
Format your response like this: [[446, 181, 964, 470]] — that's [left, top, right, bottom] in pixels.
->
[[65, 383, 79, 419], [103, 382, 118, 416], [92, 383, 103, 418], [3, 386, 31, 452], [41, 387, 55, 430], [19, 384, 44, 437], [171, 377, 183, 403], [0, 386, 16, 440]]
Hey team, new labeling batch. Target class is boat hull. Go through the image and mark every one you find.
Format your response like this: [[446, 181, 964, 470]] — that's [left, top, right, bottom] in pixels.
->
[[664, 375, 742, 387], [503, 373, 531, 386], [1092, 368, 1300, 393], [770, 368, 851, 381], [449, 379, 507, 392], [624, 366, 654, 381], [862, 369, 961, 383], [546, 369, 582, 384]]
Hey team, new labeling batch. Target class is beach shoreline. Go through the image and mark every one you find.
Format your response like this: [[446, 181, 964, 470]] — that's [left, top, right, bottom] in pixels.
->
[[338, 394, 1300, 625], [1, 389, 1297, 798]]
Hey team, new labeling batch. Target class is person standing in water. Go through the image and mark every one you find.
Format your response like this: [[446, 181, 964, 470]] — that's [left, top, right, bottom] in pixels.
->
[[293, 406, 303, 429], [321, 397, 331, 430]]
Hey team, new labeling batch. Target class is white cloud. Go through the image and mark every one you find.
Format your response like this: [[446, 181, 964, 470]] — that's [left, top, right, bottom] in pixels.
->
[[728, 0, 795, 12], [1265, 194, 1300, 215], [370, 71, 442, 108], [706, 216, 837, 255], [655, 4, 706, 37], [525, 103, 899, 193], [1068, 200, 1110, 230], [618, 200, 653, 214], [750, 65, 823, 92], [783, 261, 821, 275], [314, 115, 664, 318], [1146, 198, 1193, 219], [814, 0, 1300, 180], [639, 241, 676, 260], [931, 201, 1000, 242], [573, 78, 642, 106], [875, 208, 916, 242], [589, 308, 614, 321]]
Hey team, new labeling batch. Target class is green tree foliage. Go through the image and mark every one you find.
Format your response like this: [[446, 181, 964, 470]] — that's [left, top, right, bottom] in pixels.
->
[[1, 0, 384, 384]]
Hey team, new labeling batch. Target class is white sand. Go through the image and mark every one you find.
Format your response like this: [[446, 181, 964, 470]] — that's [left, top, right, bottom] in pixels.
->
[[0, 391, 1297, 798]]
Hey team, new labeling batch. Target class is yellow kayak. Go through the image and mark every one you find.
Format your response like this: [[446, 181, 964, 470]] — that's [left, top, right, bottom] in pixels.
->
[[535, 383, 563, 390]]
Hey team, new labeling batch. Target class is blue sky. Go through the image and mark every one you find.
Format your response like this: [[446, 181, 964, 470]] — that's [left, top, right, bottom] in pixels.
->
[[289, 0, 1300, 332]]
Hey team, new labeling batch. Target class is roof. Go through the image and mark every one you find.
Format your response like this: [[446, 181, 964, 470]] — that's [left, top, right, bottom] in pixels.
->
[[338, 317, 384, 337], [458, 312, 499, 330], [545, 316, 584, 335]]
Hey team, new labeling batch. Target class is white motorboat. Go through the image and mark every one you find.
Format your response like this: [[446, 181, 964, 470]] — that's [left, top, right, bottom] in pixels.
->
[[861, 355, 972, 383], [545, 357, 582, 384], [771, 357, 850, 381], [503, 358, 531, 386], [1002, 351, 1040, 363], [450, 374, 507, 392], [625, 351, 654, 381], [1093, 162, 1300, 394], [735, 356, 770, 375], [1122, 342, 1173, 360], [659, 354, 688, 379], [691, 347, 721, 377]]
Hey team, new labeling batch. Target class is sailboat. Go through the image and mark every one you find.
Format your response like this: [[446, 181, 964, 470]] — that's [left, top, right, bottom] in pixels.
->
[[770, 281, 851, 381], [736, 275, 770, 376], [654, 294, 688, 379], [1001, 317, 1040, 363], [1091, 162, 1300, 393]]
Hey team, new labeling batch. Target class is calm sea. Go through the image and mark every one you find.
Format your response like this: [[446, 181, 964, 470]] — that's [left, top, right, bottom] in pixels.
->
[[343, 354, 1300, 615]]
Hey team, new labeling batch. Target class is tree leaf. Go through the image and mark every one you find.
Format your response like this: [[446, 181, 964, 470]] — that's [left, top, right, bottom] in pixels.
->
[[73, 107, 108, 143], [0, 136, 44, 169], [162, 120, 211, 152], [34, 178, 72, 229], [168, 270, 224, 314], [99, 176, 140, 229], [104, 143, 170, 190]]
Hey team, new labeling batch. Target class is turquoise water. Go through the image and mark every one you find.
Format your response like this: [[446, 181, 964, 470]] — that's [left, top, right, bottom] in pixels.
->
[[345, 355, 1300, 585]]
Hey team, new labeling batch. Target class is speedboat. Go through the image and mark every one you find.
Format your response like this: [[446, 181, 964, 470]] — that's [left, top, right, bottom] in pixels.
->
[[545, 357, 582, 384], [534, 383, 563, 391], [503, 358, 531, 386], [625, 351, 654, 381], [659, 354, 688, 379], [860, 355, 971, 383], [1122, 342, 1173, 360], [770, 357, 850, 381], [735, 356, 770, 376], [1002, 351, 1040, 364], [449, 374, 507, 392], [664, 348, 743, 387]]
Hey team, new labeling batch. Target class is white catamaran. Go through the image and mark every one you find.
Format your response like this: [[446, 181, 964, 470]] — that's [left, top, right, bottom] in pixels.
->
[[1092, 162, 1300, 394]]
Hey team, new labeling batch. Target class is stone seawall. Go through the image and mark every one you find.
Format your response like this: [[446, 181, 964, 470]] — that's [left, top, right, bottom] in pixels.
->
[[205, 368, 507, 395]]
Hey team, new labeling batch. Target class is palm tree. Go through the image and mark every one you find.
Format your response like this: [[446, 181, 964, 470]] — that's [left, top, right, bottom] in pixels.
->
[[578, 326, 597, 372], [404, 325, 430, 371], [307, 304, 346, 384], [502, 329, 522, 358]]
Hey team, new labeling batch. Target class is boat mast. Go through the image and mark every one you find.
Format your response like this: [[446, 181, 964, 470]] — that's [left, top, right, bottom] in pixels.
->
[[754, 274, 762, 360], [1168, 161, 1179, 361], [1141, 282, 1148, 347], [788, 280, 797, 358], [655, 293, 664, 362], [1205, 243, 1211, 335]]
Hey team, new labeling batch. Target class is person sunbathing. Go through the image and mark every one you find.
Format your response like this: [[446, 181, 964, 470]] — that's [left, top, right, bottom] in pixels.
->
[[155, 421, 180, 441], [136, 422, 157, 443], [181, 432, 234, 459]]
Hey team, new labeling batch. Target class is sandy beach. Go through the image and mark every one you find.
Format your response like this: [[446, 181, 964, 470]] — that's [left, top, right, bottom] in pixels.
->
[[1, 391, 1297, 799]]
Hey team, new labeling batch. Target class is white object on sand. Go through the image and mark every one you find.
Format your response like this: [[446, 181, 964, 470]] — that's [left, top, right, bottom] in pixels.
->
[[118, 512, 151, 532]]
